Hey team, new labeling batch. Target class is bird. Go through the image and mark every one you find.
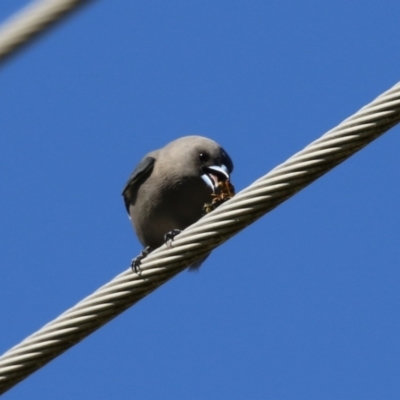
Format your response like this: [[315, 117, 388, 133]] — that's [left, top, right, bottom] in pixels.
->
[[122, 136, 234, 272]]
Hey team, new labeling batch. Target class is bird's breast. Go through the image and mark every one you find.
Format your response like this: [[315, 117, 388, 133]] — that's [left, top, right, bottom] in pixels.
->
[[131, 176, 212, 248]]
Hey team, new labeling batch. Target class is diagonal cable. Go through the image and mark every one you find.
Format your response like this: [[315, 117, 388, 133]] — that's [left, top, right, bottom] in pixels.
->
[[0, 81, 400, 394], [0, 0, 93, 65]]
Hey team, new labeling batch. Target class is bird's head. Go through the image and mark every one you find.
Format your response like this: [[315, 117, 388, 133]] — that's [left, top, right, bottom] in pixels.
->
[[164, 136, 234, 193]]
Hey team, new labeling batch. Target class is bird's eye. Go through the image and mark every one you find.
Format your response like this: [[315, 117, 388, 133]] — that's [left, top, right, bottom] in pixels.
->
[[199, 152, 209, 162]]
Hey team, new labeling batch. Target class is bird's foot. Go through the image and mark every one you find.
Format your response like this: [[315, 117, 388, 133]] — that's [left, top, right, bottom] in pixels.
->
[[131, 246, 153, 274], [164, 229, 182, 247]]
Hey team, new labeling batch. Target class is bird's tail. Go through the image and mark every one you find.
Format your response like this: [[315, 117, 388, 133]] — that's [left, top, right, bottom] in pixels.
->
[[188, 253, 210, 271]]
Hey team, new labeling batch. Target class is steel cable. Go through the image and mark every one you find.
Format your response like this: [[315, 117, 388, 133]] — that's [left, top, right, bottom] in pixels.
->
[[0, 0, 93, 64], [0, 81, 399, 394]]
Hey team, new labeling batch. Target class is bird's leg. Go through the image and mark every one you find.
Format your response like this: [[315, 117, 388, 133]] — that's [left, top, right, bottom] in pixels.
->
[[131, 246, 153, 274], [164, 229, 182, 247]]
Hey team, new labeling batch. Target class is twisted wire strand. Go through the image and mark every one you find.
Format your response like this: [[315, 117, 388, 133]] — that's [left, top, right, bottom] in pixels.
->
[[0, 0, 93, 64], [1, 82, 400, 394]]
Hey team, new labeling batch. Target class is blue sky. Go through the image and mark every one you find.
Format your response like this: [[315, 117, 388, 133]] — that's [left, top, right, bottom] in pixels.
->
[[1, 1, 400, 399]]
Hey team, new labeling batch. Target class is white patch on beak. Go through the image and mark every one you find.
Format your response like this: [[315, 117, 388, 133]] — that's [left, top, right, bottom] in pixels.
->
[[201, 173, 215, 192], [201, 164, 230, 193], [207, 165, 229, 179]]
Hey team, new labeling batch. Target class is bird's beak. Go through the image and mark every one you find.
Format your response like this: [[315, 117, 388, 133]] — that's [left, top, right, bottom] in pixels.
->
[[201, 164, 230, 193]]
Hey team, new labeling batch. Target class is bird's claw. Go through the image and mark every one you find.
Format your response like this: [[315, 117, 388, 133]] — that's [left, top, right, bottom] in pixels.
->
[[131, 246, 153, 274], [130, 257, 142, 274], [164, 229, 182, 247]]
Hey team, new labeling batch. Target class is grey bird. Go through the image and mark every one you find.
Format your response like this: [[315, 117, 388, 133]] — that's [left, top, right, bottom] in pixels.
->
[[122, 136, 234, 271]]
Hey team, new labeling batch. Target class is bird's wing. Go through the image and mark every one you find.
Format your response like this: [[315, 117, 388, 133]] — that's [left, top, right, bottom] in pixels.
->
[[122, 156, 156, 212]]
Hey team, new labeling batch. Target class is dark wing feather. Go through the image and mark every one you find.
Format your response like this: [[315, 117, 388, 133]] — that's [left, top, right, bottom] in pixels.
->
[[122, 156, 155, 213]]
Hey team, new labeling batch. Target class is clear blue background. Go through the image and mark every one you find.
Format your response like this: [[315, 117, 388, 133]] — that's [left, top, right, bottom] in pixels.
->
[[1, 1, 400, 399]]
